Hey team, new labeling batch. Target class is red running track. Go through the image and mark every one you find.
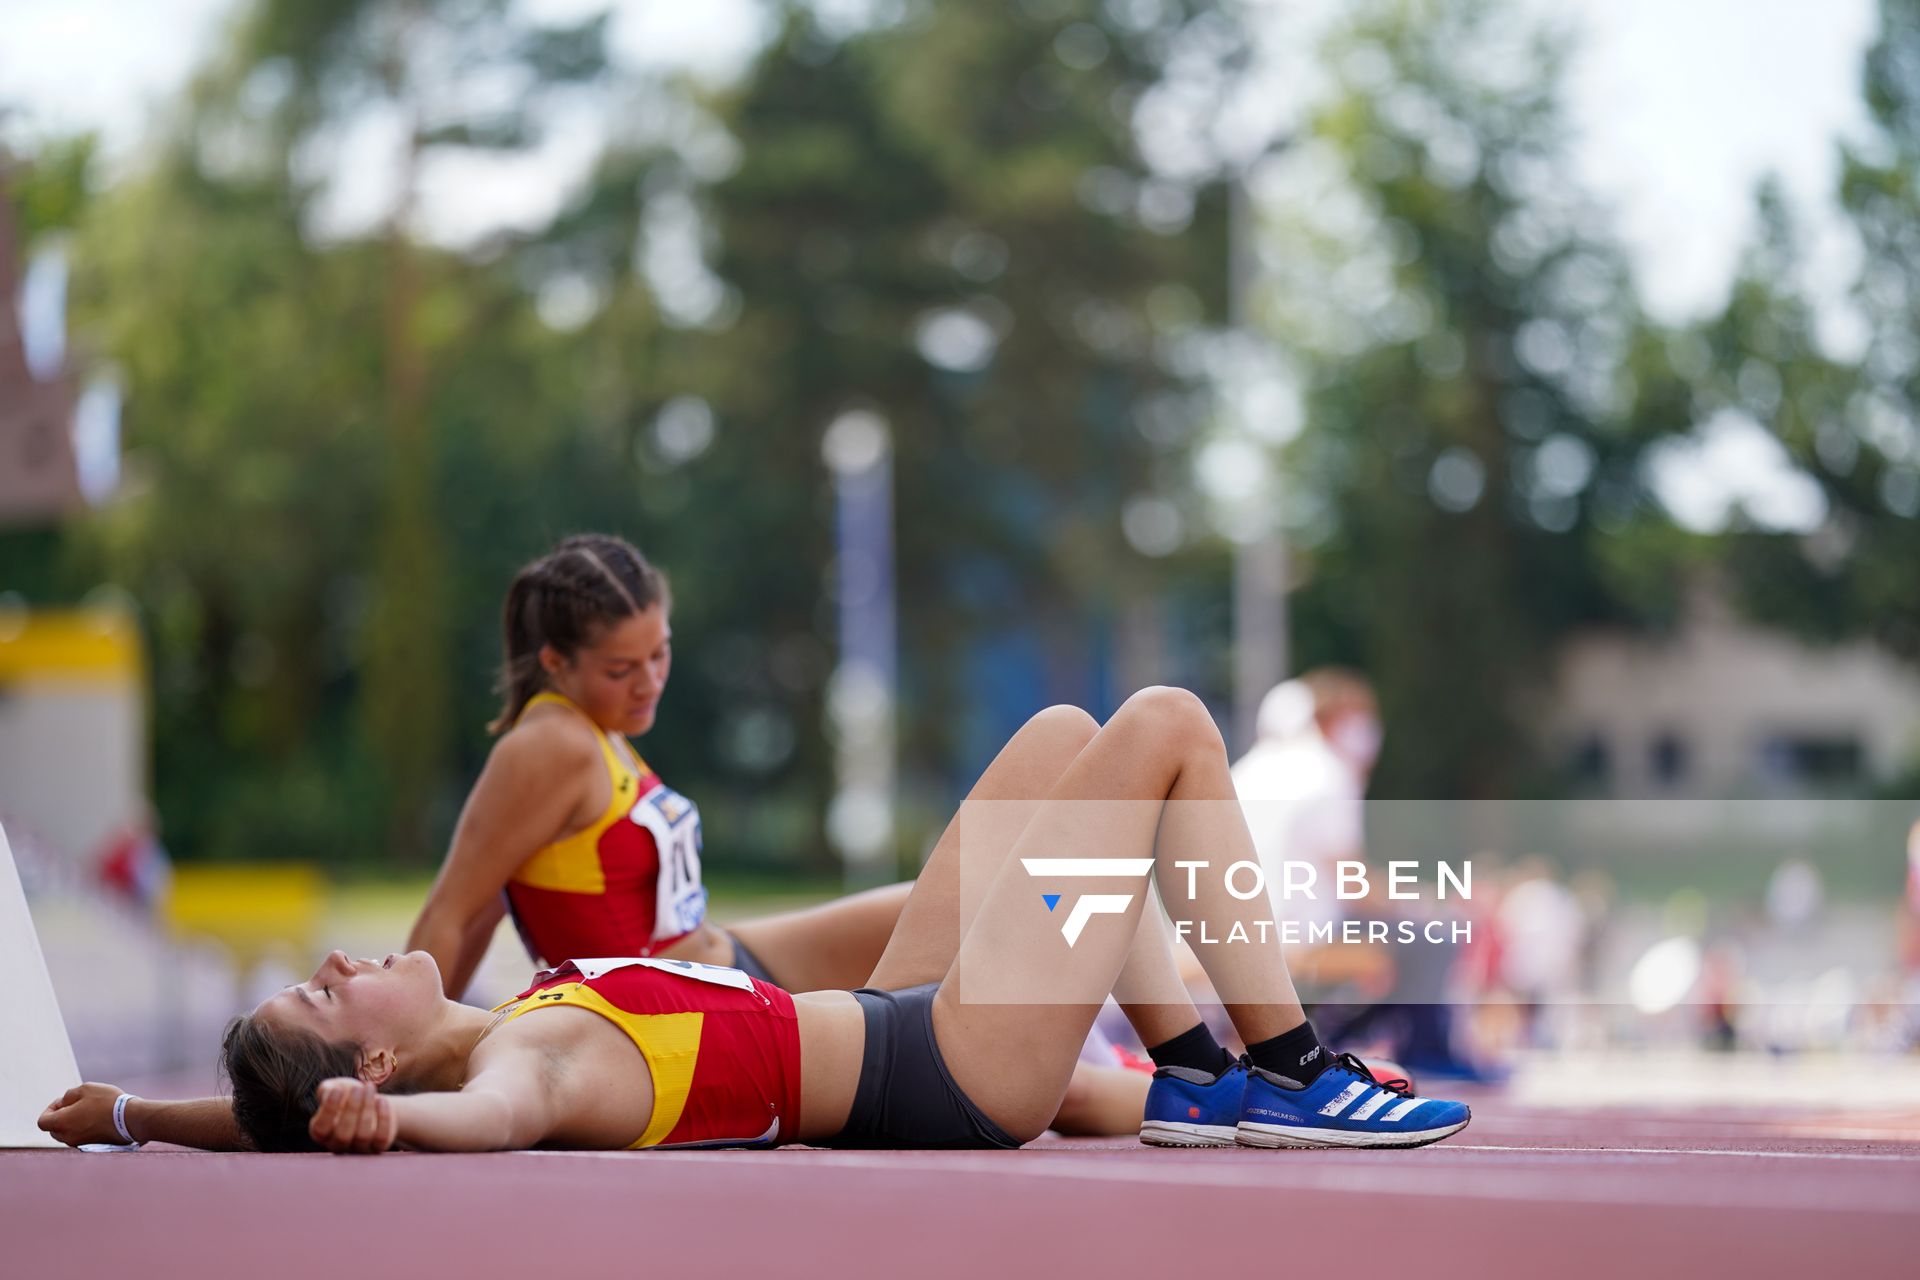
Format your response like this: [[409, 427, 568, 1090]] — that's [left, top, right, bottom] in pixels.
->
[[7, 1093, 1918, 1278]]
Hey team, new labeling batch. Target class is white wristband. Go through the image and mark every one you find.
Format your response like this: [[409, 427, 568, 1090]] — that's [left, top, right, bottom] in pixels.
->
[[112, 1093, 143, 1146]]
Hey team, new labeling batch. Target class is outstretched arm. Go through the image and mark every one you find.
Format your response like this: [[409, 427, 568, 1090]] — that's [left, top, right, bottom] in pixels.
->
[[39, 1084, 248, 1151], [309, 1053, 555, 1154]]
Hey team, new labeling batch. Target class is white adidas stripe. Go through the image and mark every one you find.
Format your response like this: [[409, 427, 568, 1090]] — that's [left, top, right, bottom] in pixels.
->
[[1381, 1097, 1425, 1123], [1317, 1081, 1370, 1117], [1348, 1089, 1396, 1121]]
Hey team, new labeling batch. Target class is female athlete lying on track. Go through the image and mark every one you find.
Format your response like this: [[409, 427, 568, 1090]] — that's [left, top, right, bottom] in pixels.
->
[[48, 687, 1469, 1155], [37, 536, 1154, 1148]]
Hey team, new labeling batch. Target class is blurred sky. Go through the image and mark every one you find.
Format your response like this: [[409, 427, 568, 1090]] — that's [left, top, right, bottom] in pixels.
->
[[0, 0, 1883, 532], [0, 0, 1878, 323]]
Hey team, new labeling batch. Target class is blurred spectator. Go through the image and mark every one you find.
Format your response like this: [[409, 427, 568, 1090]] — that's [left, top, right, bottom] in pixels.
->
[[1765, 858, 1824, 930], [1496, 856, 1589, 1046], [94, 814, 170, 914], [1231, 668, 1380, 933], [1900, 820, 1920, 1047]]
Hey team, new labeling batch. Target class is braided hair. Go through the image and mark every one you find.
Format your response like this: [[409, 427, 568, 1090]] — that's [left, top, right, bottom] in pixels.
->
[[489, 534, 670, 734]]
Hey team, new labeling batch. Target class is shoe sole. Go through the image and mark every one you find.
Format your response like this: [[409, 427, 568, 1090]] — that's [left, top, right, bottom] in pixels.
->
[[1234, 1114, 1471, 1151], [1140, 1120, 1238, 1148]]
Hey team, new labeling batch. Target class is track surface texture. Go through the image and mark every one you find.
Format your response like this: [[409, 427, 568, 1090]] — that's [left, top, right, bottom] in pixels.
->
[[8, 1087, 1918, 1278]]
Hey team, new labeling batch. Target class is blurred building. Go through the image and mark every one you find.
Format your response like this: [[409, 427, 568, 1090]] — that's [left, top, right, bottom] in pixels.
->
[[0, 607, 148, 867], [0, 166, 83, 524], [1547, 582, 1920, 798]]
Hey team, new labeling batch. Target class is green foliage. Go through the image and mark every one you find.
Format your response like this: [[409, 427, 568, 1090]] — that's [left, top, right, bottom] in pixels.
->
[[625, 1, 1238, 856], [1707, 1, 1920, 665], [1263, 0, 1673, 797], [11, 0, 1909, 875]]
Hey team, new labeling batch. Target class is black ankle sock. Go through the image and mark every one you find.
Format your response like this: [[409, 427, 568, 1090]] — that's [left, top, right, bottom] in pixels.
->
[[1245, 1020, 1328, 1085], [1145, 1022, 1234, 1076]]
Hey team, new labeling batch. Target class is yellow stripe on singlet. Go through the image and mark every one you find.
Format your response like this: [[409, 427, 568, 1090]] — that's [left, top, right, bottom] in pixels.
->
[[509, 690, 646, 894], [494, 981, 702, 1149]]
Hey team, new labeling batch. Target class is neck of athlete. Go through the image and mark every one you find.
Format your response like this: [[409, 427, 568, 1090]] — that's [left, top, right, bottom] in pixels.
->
[[402, 1001, 506, 1094]]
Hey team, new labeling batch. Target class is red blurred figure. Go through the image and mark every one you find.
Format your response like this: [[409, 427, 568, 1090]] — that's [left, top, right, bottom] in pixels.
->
[[94, 820, 170, 912]]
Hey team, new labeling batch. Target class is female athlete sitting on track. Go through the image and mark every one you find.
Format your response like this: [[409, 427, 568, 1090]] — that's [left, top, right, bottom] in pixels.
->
[[127, 687, 1469, 1155], [417, 532, 905, 996]]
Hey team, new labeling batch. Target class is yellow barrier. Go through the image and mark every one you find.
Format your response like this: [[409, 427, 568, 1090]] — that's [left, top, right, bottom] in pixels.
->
[[0, 608, 143, 685], [164, 863, 323, 965]]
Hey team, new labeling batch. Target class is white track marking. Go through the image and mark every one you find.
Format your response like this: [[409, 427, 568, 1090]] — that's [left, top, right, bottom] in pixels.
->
[[1453, 1143, 1915, 1162], [516, 1147, 1920, 1215]]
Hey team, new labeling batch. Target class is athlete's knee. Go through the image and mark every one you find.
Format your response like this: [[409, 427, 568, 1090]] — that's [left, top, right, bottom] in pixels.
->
[[1117, 685, 1220, 749], [1024, 703, 1098, 750]]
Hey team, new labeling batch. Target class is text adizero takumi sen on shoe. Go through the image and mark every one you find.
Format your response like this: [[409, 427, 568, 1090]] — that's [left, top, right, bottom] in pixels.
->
[[1139, 1060, 1248, 1147], [1236, 1053, 1470, 1150]]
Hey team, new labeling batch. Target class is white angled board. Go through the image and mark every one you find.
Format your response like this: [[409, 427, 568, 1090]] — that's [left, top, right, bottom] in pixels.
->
[[0, 823, 80, 1146]]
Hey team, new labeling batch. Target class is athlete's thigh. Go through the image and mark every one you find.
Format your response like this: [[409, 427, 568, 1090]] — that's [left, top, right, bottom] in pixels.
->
[[931, 792, 1161, 1140], [865, 705, 1098, 990], [727, 882, 912, 993], [928, 697, 1190, 1138]]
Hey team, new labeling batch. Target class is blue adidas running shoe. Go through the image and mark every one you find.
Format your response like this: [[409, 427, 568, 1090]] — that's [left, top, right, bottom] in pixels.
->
[[1139, 1059, 1248, 1148], [1237, 1053, 1470, 1150]]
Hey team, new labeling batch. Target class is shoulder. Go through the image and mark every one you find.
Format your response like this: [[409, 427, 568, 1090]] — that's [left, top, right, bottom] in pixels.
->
[[488, 708, 604, 781]]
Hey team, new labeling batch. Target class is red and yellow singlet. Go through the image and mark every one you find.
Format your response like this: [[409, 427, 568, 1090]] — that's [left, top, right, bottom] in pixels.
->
[[503, 691, 708, 965], [495, 957, 802, 1148]]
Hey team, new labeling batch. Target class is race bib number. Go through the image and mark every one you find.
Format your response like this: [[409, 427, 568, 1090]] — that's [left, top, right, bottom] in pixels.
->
[[630, 782, 706, 941], [561, 956, 757, 994]]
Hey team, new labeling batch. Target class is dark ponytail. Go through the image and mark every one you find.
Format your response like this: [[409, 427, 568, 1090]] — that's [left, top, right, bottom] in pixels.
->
[[489, 534, 670, 734]]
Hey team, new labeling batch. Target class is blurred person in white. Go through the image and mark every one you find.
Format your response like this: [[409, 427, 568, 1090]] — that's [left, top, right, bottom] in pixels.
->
[[1234, 670, 1499, 1082], [1495, 857, 1589, 1048], [1231, 669, 1381, 938], [1902, 820, 1920, 1045]]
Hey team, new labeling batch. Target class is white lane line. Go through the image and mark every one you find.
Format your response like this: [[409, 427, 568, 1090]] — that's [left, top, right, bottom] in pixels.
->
[[1453, 1144, 1916, 1163], [516, 1148, 1920, 1215]]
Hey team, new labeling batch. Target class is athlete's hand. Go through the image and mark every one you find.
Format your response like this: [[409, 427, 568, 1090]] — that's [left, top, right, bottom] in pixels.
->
[[38, 1082, 129, 1147], [309, 1078, 397, 1154]]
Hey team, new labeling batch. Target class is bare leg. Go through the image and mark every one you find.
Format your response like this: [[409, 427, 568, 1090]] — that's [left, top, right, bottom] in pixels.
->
[[933, 686, 1305, 1140], [865, 705, 1203, 1043], [866, 704, 1103, 989], [858, 704, 1203, 1136], [1050, 1065, 1153, 1137], [727, 882, 912, 993]]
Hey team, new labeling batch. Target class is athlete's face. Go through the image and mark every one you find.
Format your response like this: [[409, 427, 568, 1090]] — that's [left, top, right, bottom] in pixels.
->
[[545, 604, 672, 737], [254, 950, 445, 1083]]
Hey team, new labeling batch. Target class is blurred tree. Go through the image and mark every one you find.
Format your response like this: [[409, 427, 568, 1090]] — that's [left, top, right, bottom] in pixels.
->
[[1708, 0, 1920, 671], [676, 1, 1239, 863], [1258, 0, 1676, 797], [217, 0, 614, 857], [3, 0, 648, 865]]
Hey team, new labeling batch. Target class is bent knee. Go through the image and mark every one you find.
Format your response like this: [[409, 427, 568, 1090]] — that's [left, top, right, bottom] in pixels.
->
[[1118, 685, 1220, 745], [1025, 703, 1099, 748]]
